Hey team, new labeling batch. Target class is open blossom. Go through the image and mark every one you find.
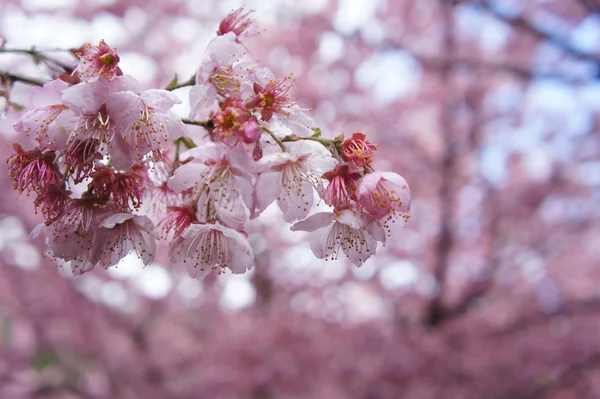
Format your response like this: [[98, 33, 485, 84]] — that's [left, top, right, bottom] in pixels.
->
[[107, 89, 186, 164], [12, 79, 69, 145], [247, 67, 315, 137], [189, 33, 248, 118], [60, 76, 137, 151], [74, 40, 122, 82], [169, 222, 254, 279], [95, 213, 156, 269], [212, 97, 261, 145], [357, 171, 411, 225], [247, 76, 294, 122], [291, 210, 384, 267], [255, 140, 337, 222], [341, 133, 378, 167], [168, 143, 254, 227]]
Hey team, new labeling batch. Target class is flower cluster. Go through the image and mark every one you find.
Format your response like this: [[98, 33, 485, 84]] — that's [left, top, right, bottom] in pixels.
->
[[7, 8, 411, 278]]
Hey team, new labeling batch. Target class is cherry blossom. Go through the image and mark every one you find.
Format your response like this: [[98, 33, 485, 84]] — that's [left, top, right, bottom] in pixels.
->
[[217, 7, 257, 42], [12, 79, 69, 146], [168, 143, 254, 227], [357, 171, 411, 225], [95, 213, 156, 269], [341, 132, 378, 167], [189, 33, 248, 118], [291, 209, 384, 266], [169, 222, 254, 279], [74, 40, 122, 82], [255, 140, 337, 222]]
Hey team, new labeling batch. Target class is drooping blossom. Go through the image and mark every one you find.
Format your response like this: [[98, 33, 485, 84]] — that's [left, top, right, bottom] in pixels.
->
[[169, 222, 254, 279], [88, 166, 145, 209], [33, 185, 71, 225], [322, 163, 362, 210], [357, 171, 411, 226], [217, 7, 257, 42], [95, 213, 156, 269], [74, 40, 122, 82], [189, 33, 248, 118], [159, 205, 196, 239], [255, 140, 337, 222], [7, 144, 60, 194], [291, 209, 385, 267], [12, 79, 69, 145], [212, 96, 261, 145], [341, 133, 378, 167], [42, 196, 105, 274], [63, 138, 101, 183]]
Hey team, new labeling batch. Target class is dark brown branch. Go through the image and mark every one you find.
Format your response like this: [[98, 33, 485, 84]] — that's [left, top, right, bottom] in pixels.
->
[[0, 71, 47, 86], [426, 0, 457, 328]]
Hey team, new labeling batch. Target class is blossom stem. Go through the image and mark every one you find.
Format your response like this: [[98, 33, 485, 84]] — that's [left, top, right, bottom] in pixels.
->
[[165, 74, 196, 91], [259, 123, 286, 152], [282, 134, 343, 157], [175, 136, 197, 149]]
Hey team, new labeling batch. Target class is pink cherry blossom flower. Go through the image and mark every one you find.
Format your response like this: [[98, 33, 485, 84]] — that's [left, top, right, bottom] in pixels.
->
[[247, 67, 315, 137], [74, 40, 122, 82], [322, 163, 362, 211], [106, 89, 186, 163], [159, 205, 197, 239], [60, 77, 133, 149], [169, 222, 254, 279], [255, 140, 338, 222], [247, 76, 294, 122], [291, 209, 384, 267], [95, 213, 156, 269], [217, 7, 257, 42], [88, 166, 145, 209], [212, 97, 261, 145], [41, 197, 104, 274], [189, 33, 248, 118], [357, 171, 411, 226], [63, 138, 101, 183], [12, 79, 69, 145], [168, 143, 254, 227], [341, 132, 378, 167], [33, 185, 71, 225], [7, 144, 60, 194]]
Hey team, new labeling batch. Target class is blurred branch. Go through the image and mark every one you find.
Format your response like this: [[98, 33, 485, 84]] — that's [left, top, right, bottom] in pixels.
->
[[494, 352, 600, 399], [470, 0, 600, 65], [0, 71, 46, 87], [426, 0, 457, 328]]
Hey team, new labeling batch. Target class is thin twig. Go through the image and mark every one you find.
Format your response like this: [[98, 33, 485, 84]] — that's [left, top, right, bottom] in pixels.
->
[[0, 71, 47, 86], [181, 118, 212, 129]]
